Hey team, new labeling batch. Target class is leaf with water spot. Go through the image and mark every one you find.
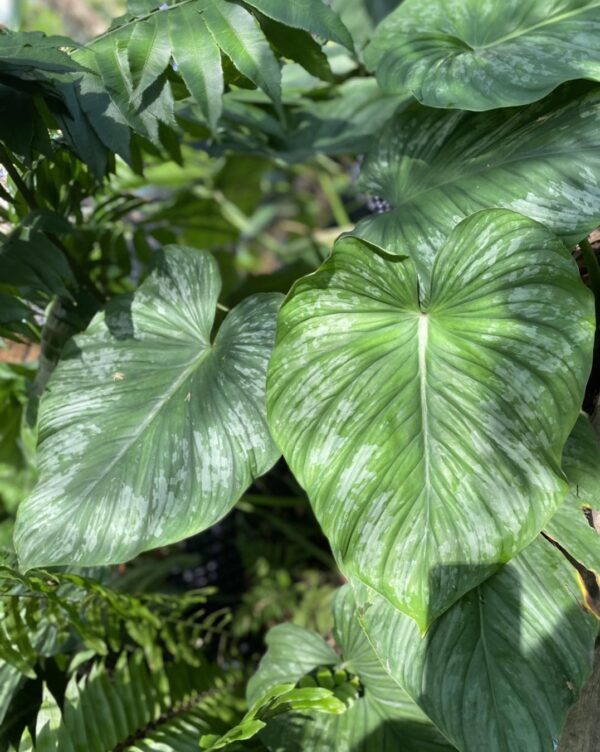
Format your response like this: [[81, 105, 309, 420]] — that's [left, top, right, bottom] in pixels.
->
[[14, 246, 282, 569], [267, 210, 594, 629], [365, 0, 600, 110]]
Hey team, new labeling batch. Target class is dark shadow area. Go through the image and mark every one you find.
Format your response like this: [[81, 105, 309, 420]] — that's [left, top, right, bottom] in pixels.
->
[[104, 291, 135, 341], [358, 546, 599, 751]]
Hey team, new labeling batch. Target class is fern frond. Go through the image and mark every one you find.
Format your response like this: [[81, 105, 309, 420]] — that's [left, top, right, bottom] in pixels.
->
[[18, 652, 244, 752], [0, 567, 230, 676]]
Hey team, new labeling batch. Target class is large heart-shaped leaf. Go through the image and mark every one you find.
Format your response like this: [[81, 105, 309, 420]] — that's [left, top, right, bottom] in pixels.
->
[[247, 586, 455, 751], [545, 414, 600, 576], [14, 246, 282, 569], [353, 536, 598, 752], [267, 210, 593, 629], [356, 86, 600, 288], [365, 0, 600, 110]]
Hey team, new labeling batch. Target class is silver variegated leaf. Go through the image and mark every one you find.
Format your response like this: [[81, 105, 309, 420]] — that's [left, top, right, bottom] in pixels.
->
[[365, 0, 600, 110], [357, 86, 600, 289], [15, 246, 282, 568], [353, 536, 599, 752], [267, 210, 593, 628]]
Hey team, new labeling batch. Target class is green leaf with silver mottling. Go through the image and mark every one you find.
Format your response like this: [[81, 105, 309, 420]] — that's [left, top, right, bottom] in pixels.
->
[[14, 246, 282, 569], [365, 0, 600, 110], [353, 536, 598, 752], [247, 586, 454, 751], [545, 414, 600, 575], [356, 86, 600, 289], [267, 210, 593, 629]]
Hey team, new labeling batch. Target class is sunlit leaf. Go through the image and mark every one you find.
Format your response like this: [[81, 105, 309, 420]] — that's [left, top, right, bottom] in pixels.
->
[[268, 210, 593, 628], [15, 246, 282, 568], [366, 0, 600, 109]]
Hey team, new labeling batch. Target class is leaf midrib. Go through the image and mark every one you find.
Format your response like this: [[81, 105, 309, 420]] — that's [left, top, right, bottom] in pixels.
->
[[472, 2, 600, 51], [417, 313, 431, 497], [388, 144, 600, 209], [93, 0, 199, 44], [477, 594, 511, 752], [75, 342, 212, 504]]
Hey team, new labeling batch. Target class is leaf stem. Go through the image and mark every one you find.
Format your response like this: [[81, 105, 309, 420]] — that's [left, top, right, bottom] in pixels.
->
[[0, 143, 38, 209], [319, 172, 350, 228]]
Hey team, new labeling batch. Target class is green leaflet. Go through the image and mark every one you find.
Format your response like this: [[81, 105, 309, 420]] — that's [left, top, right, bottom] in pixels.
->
[[267, 210, 594, 629], [544, 415, 600, 576], [127, 6, 171, 98], [245, 586, 454, 752], [0, 227, 75, 304], [243, 0, 354, 51], [356, 85, 600, 290], [14, 246, 282, 569], [365, 0, 600, 110], [17, 652, 243, 751], [168, 5, 224, 133], [220, 78, 407, 162], [0, 30, 83, 74], [79, 0, 354, 148], [201, 1, 282, 112], [353, 536, 599, 752], [201, 683, 347, 750]]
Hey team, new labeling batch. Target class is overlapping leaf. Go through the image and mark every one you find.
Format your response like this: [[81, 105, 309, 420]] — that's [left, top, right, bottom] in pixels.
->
[[246, 586, 454, 751], [356, 85, 600, 288], [243, 0, 353, 50], [220, 78, 407, 161], [267, 210, 594, 628], [0, 30, 131, 174], [545, 415, 600, 576], [365, 0, 600, 110], [353, 536, 599, 752], [14, 246, 282, 569], [83, 0, 352, 140]]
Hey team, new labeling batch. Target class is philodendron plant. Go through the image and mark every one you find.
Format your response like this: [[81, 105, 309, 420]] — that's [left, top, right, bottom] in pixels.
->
[[5, 0, 600, 750]]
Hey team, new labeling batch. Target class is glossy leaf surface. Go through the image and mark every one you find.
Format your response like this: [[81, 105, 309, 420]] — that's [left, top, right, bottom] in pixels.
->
[[357, 87, 600, 288], [365, 0, 600, 109], [353, 537, 598, 752], [268, 211, 593, 628], [247, 586, 454, 751], [15, 247, 282, 568]]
